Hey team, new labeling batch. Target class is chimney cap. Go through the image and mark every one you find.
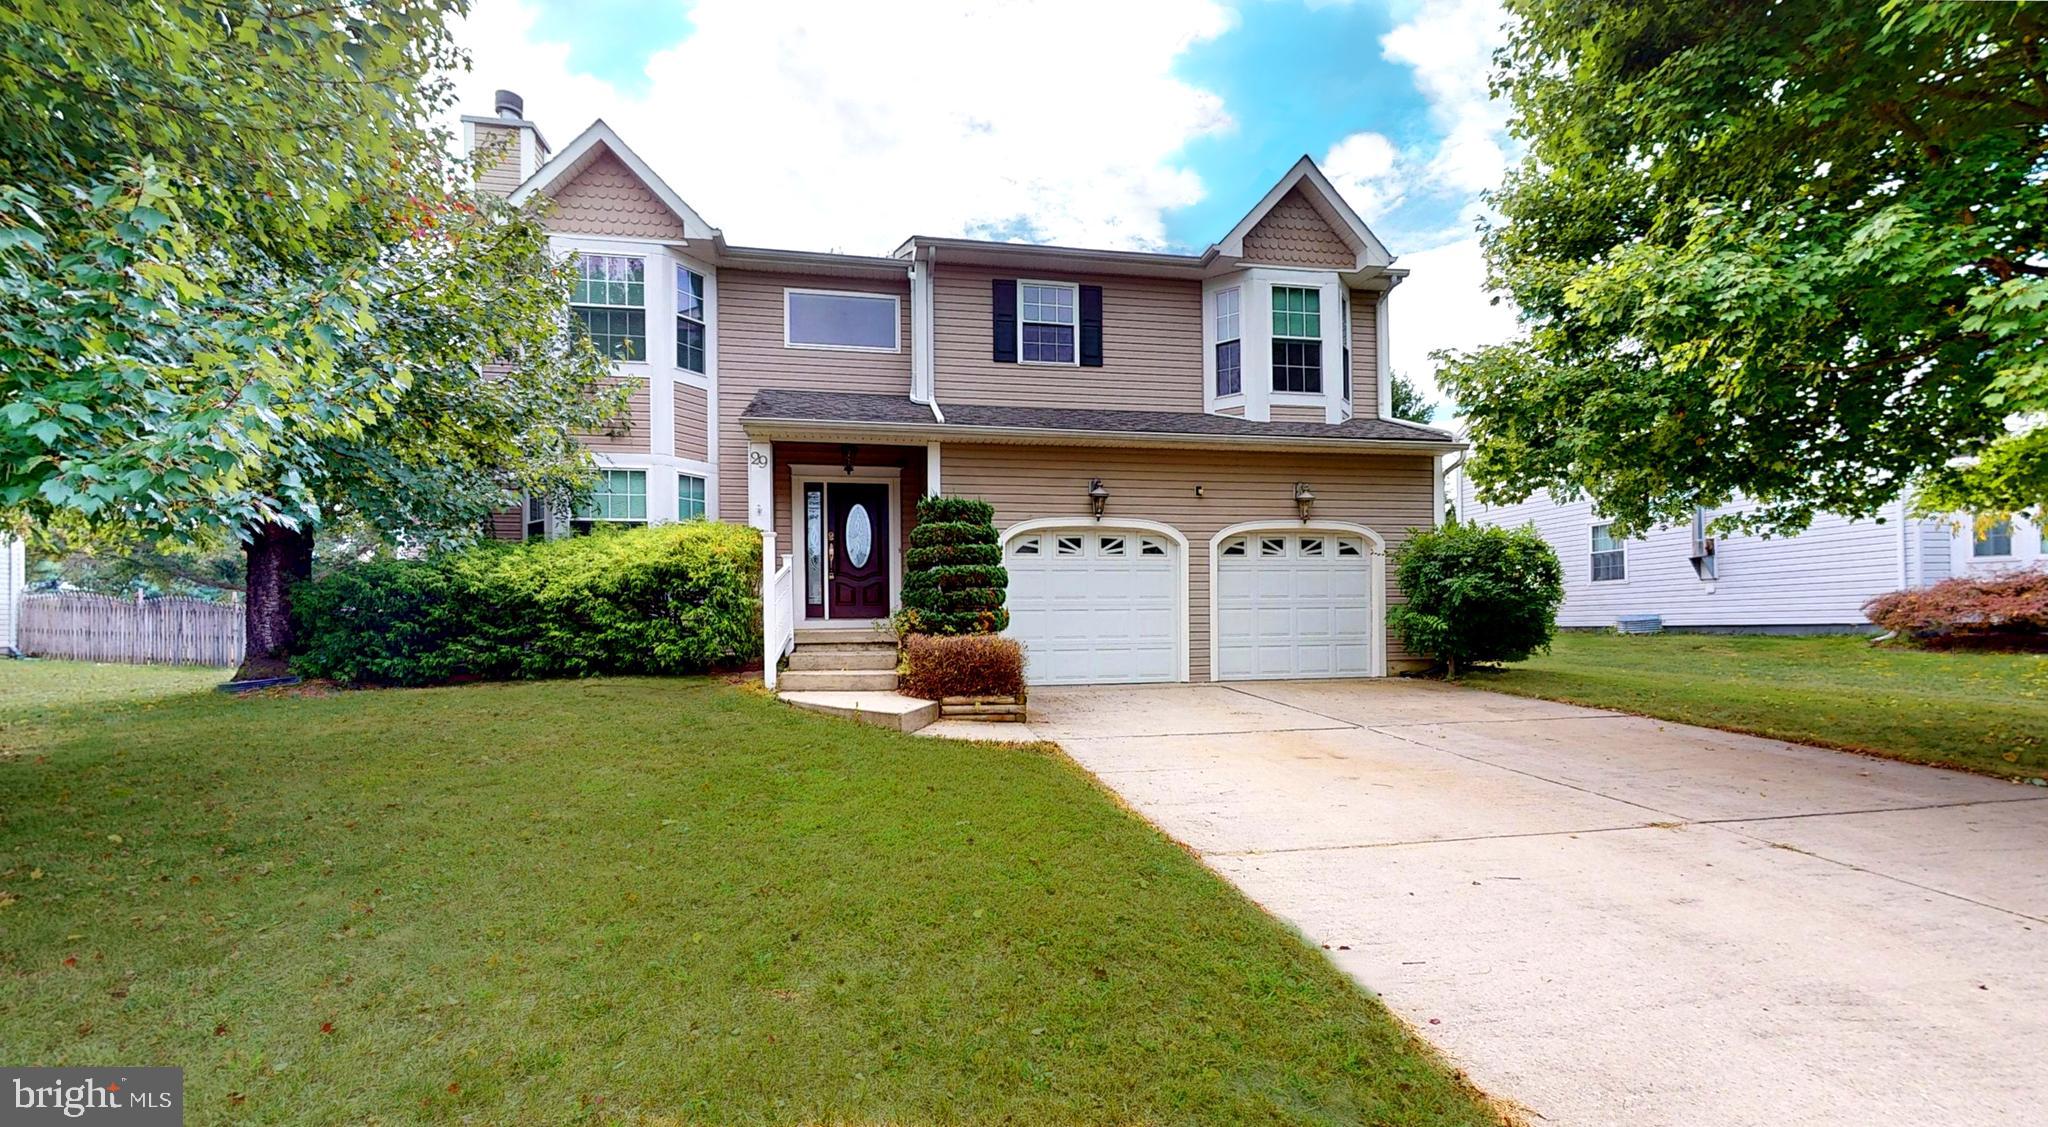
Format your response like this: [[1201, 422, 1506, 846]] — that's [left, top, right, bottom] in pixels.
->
[[494, 89, 524, 119]]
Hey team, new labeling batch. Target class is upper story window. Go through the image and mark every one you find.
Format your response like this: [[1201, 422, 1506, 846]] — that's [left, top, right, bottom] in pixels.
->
[[675, 266, 706, 373], [1019, 281, 1078, 365], [1590, 522, 1626, 581], [1974, 517, 2014, 557], [1271, 285, 1321, 393], [571, 254, 646, 361], [786, 289, 898, 351], [572, 469, 647, 534], [1214, 288, 1242, 396]]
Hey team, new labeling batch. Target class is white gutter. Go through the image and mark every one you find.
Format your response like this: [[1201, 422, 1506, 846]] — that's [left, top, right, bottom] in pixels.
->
[[740, 417, 1463, 455]]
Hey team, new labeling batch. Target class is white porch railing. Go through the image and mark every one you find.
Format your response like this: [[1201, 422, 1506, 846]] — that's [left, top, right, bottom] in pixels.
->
[[761, 531, 796, 689]]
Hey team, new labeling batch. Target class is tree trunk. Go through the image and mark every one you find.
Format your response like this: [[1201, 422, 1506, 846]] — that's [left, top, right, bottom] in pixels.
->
[[233, 521, 314, 681]]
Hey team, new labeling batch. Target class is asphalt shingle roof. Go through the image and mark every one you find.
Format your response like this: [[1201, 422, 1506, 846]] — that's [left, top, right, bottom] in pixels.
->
[[740, 389, 1456, 445]]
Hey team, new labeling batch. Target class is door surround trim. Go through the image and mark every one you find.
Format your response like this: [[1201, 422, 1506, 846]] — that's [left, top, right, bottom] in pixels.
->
[[788, 465, 903, 624]]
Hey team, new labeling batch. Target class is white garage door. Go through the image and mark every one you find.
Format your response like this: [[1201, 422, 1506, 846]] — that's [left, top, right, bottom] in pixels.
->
[[1006, 529, 1180, 685], [1215, 532, 1375, 680]]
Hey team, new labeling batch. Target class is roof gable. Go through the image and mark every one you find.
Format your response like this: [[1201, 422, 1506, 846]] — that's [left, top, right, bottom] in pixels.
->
[[1216, 156, 1393, 269], [510, 120, 716, 242]]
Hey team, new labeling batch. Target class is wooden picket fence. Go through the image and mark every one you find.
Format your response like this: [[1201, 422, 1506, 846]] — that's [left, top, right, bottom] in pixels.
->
[[18, 592, 245, 667]]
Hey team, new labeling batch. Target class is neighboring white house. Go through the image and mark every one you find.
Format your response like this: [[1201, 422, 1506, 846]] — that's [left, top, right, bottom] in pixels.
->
[[1, 534, 23, 655], [1446, 457, 2045, 632]]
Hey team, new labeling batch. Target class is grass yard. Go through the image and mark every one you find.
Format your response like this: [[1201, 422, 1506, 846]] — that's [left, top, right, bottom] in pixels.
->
[[1469, 632, 2048, 781], [0, 660, 1496, 1126]]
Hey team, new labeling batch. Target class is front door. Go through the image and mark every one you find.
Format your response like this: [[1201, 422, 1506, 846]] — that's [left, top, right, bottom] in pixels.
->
[[827, 483, 890, 619]]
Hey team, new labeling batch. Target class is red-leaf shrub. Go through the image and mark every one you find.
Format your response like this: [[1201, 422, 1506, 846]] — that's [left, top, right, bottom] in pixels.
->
[[1865, 568, 2048, 647], [899, 633, 1026, 701]]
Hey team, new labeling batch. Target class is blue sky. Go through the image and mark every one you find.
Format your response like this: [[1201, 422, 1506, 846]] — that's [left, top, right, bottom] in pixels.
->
[[453, 0, 1520, 398]]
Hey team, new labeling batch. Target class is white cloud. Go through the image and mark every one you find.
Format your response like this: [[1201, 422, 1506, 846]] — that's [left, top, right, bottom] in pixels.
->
[[1387, 234, 1518, 410], [1321, 130, 1406, 221], [448, 0, 1236, 254], [1380, 0, 1514, 197]]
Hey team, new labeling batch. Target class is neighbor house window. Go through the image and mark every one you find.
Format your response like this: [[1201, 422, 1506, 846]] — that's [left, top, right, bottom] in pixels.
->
[[571, 255, 646, 360], [571, 469, 647, 533], [785, 289, 898, 351], [1590, 522, 1626, 581], [1974, 517, 2014, 557], [1019, 281, 1077, 364], [524, 494, 546, 541], [1214, 287, 1242, 396], [1271, 285, 1321, 393], [675, 266, 706, 373], [677, 473, 706, 520]]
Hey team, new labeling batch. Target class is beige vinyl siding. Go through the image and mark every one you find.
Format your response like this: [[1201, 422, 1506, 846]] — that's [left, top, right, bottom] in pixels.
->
[[579, 377, 652, 453], [1348, 291, 1380, 418], [471, 124, 522, 197], [941, 443, 1437, 678], [487, 506, 524, 542], [544, 151, 687, 240], [1268, 406, 1328, 424], [716, 269, 913, 519], [934, 265, 1204, 413], [674, 382, 709, 461], [1241, 186, 1355, 268]]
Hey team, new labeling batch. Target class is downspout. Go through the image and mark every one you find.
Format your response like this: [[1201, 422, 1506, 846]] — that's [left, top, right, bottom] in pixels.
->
[[1896, 491, 1910, 590], [910, 245, 944, 423]]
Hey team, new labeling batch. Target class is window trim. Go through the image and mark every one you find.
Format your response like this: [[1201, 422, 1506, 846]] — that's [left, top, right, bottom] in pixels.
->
[[1269, 284, 1323, 394], [1017, 278, 1080, 367], [1589, 521, 1628, 583], [782, 287, 901, 353], [570, 252, 649, 364]]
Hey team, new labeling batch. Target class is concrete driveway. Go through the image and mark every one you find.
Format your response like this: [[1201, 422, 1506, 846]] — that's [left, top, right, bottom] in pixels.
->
[[1027, 679, 2048, 1127]]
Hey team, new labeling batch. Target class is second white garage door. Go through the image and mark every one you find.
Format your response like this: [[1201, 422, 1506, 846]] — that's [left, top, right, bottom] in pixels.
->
[[1215, 531, 1376, 679], [1006, 528, 1180, 685]]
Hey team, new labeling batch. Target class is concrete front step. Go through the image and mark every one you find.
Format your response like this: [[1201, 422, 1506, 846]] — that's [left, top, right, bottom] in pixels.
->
[[780, 690, 938, 732], [778, 669, 900, 692], [787, 648, 899, 672], [794, 626, 896, 647]]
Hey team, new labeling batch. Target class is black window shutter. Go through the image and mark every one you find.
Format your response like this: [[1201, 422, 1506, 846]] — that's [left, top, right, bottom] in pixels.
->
[[991, 279, 1017, 363], [1078, 285, 1104, 367]]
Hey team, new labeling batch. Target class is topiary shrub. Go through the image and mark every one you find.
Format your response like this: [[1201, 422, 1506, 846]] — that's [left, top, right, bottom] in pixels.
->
[[897, 495, 1009, 636], [1387, 520, 1565, 677], [291, 522, 762, 685], [899, 633, 1026, 700], [1865, 569, 2048, 649]]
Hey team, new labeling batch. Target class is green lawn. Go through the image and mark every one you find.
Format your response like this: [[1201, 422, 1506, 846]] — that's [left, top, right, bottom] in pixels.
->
[[1468, 632, 2048, 780], [0, 661, 1495, 1126]]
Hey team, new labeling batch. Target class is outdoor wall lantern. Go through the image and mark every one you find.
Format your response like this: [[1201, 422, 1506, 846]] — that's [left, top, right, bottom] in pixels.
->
[[841, 443, 857, 475], [1294, 481, 1316, 522], [1089, 478, 1110, 520]]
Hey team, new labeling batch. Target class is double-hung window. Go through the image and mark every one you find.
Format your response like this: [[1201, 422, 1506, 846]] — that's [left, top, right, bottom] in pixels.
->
[[1271, 285, 1322, 393], [1214, 288, 1242, 396], [572, 469, 647, 533], [524, 495, 546, 541], [1974, 517, 2014, 557], [571, 255, 646, 360], [677, 473, 706, 520], [675, 266, 706, 373], [1019, 282, 1077, 364], [1590, 522, 1626, 582]]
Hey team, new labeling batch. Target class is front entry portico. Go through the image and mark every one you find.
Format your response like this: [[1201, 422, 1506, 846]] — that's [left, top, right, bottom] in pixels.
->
[[748, 438, 929, 627]]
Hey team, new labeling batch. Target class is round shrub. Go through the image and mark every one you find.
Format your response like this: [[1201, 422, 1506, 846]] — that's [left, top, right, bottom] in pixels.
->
[[1386, 520, 1564, 677]]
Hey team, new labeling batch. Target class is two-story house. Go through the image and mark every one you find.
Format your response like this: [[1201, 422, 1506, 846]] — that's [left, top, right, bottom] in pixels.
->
[[469, 91, 1458, 685]]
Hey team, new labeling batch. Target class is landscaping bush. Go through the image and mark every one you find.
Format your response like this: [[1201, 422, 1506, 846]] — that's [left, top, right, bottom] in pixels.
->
[[1865, 568, 2048, 648], [899, 633, 1026, 700], [897, 495, 1009, 635], [1387, 520, 1565, 677], [291, 522, 761, 685]]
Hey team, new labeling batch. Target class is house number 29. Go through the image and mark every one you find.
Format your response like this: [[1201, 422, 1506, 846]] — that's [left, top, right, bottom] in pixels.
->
[[748, 450, 769, 466]]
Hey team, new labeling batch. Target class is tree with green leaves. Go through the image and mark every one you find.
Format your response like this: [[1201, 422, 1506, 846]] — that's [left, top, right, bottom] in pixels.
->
[[1439, 0, 2048, 537], [0, 1, 618, 678], [1388, 372, 1434, 423]]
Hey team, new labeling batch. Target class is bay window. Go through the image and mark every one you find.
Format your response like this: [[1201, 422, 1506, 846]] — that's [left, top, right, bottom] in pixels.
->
[[1271, 285, 1321, 393], [571, 254, 646, 360], [572, 469, 647, 533], [1214, 287, 1242, 396], [675, 266, 706, 373]]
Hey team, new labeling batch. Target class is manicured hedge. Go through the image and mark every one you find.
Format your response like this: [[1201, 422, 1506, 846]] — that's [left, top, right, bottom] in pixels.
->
[[292, 522, 762, 686], [898, 496, 1009, 635], [1387, 520, 1564, 677]]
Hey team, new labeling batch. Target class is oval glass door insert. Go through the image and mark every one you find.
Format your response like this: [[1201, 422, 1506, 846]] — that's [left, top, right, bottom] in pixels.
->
[[845, 504, 873, 568]]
